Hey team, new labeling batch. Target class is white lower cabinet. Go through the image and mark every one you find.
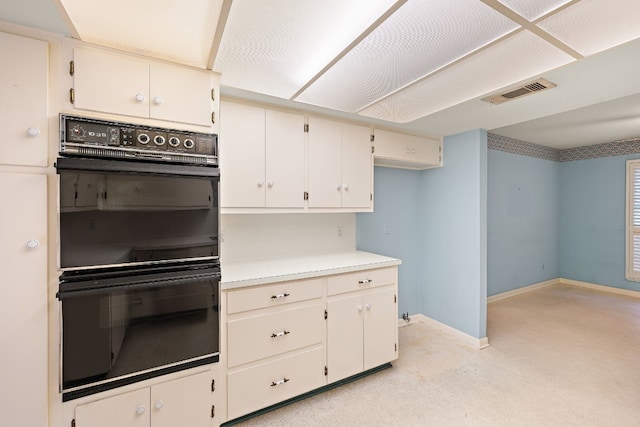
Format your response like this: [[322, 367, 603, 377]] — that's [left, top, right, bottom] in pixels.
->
[[223, 265, 398, 422], [73, 371, 216, 427], [326, 268, 398, 383]]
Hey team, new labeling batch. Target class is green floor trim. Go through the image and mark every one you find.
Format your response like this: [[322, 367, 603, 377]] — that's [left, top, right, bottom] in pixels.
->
[[222, 363, 393, 426]]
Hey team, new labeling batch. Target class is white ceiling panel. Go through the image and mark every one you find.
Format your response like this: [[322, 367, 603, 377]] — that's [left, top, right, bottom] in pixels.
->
[[496, 0, 573, 21], [537, 0, 640, 56], [214, 0, 398, 98], [359, 30, 575, 123], [0, 0, 71, 36], [295, 0, 519, 112], [59, 0, 223, 68]]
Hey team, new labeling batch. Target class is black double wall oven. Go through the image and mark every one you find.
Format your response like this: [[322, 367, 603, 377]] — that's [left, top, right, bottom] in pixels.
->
[[56, 115, 220, 401]]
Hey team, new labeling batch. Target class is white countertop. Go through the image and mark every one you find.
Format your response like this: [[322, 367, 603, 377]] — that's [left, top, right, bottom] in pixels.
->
[[221, 251, 401, 290]]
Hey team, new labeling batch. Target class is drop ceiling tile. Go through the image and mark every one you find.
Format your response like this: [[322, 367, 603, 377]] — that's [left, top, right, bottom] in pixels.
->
[[295, 0, 519, 112], [359, 30, 575, 123], [496, 0, 573, 21], [537, 0, 640, 56], [214, 0, 397, 98], [60, 0, 223, 68]]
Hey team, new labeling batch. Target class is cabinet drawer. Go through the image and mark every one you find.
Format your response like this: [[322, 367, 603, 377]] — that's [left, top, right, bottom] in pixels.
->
[[227, 347, 325, 420], [327, 267, 396, 296], [226, 277, 323, 314], [227, 303, 324, 368]]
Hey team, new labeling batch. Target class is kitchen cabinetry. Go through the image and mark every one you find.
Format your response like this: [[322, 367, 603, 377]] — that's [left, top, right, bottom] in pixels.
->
[[0, 31, 48, 167], [72, 370, 216, 427], [373, 128, 441, 170], [307, 116, 372, 210], [224, 277, 325, 419], [72, 47, 217, 128], [220, 101, 305, 209], [326, 268, 398, 383], [0, 172, 48, 427]]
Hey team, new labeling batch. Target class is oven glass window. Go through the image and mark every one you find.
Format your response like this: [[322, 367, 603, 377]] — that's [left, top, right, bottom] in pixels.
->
[[59, 171, 219, 269], [62, 277, 219, 392]]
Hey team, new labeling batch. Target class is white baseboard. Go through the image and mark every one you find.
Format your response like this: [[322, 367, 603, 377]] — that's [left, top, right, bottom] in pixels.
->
[[559, 278, 640, 299], [400, 313, 489, 350], [487, 278, 560, 304]]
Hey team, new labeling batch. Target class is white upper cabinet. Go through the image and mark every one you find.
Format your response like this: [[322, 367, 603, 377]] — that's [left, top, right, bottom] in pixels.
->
[[0, 31, 48, 167], [307, 117, 372, 210], [72, 48, 216, 128], [220, 101, 305, 209], [373, 128, 441, 170]]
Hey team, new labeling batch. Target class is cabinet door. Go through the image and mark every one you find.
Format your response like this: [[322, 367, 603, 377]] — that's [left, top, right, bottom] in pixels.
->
[[220, 101, 266, 207], [307, 117, 342, 208], [341, 123, 372, 209], [75, 388, 150, 427], [363, 287, 398, 371], [150, 62, 213, 127], [74, 48, 150, 118], [326, 293, 364, 383], [0, 173, 47, 427], [0, 32, 48, 167], [265, 109, 305, 208], [151, 371, 213, 427]]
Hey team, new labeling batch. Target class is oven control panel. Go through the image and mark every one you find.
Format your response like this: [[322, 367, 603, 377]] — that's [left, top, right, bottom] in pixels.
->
[[60, 115, 218, 166]]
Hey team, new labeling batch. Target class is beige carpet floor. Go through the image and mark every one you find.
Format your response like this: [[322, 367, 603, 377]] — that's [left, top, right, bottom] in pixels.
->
[[232, 284, 640, 426]]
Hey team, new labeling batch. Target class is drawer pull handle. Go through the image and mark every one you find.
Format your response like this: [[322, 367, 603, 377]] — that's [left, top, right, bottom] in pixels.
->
[[271, 377, 290, 387], [271, 293, 290, 299], [271, 330, 291, 338], [358, 279, 372, 284]]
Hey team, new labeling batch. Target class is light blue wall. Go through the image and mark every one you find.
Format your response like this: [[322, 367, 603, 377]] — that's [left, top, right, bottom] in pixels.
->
[[419, 129, 488, 339], [487, 150, 560, 296], [356, 166, 421, 316], [560, 154, 640, 292]]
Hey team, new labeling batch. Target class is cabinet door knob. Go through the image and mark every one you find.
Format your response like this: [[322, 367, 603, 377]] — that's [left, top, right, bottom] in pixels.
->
[[27, 127, 40, 137], [357, 305, 363, 312], [154, 96, 164, 105], [135, 93, 145, 103], [336, 184, 342, 191], [257, 179, 264, 187], [136, 406, 146, 415], [366, 303, 372, 310], [154, 401, 164, 411], [26, 239, 40, 249], [343, 184, 349, 191], [267, 180, 274, 188]]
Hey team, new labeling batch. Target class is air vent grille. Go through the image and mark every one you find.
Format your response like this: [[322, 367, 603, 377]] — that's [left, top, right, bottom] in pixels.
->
[[482, 78, 556, 105]]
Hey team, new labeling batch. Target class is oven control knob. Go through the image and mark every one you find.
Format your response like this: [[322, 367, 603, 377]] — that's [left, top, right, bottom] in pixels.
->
[[168, 136, 180, 147], [26, 239, 40, 249], [184, 138, 195, 149], [136, 406, 146, 416], [154, 401, 164, 411], [137, 133, 150, 144], [154, 135, 166, 146]]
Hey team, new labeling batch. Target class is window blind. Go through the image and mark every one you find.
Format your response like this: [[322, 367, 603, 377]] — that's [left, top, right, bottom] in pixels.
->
[[626, 160, 640, 281]]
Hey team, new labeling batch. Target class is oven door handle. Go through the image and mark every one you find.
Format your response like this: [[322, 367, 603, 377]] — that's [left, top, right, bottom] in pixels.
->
[[57, 271, 221, 300]]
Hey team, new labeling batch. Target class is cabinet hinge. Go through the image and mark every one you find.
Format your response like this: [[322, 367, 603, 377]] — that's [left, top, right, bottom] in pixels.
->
[[69, 88, 75, 104], [324, 366, 328, 376], [370, 193, 373, 201], [71, 419, 76, 427], [211, 404, 215, 418], [211, 88, 215, 101], [370, 134, 375, 143], [394, 294, 397, 303], [211, 111, 216, 124], [304, 123, 309, 133], [304, 191, 309, 201], [395, 343, 397, 352], [371, 145, 375, 153], [211, 379, 215, 392], [69, 60, 75, 76], [324, 309, 327, 320]]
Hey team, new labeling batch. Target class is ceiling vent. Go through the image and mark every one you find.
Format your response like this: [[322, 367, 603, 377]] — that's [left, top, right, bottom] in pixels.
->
[[481, 78, 557, 105]]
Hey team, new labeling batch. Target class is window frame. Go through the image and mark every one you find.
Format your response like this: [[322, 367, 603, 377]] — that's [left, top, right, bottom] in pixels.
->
[[625, 159, 640, 282]]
